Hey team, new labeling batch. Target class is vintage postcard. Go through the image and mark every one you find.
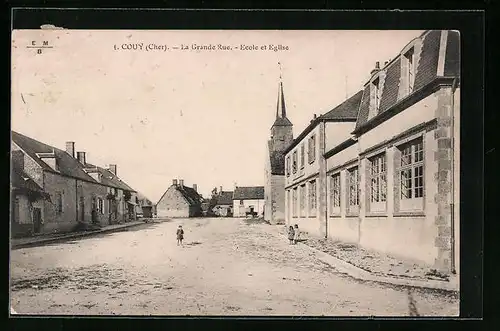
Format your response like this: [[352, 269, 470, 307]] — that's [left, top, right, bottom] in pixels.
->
[[10, 28, 460, 316]]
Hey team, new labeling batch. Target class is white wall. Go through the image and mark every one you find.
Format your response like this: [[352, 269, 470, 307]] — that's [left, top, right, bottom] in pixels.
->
[[233, 199, 264, 217], [324, 122, 356, 152]]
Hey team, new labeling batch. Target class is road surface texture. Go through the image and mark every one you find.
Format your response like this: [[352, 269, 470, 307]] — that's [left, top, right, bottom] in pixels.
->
[[10, 218, 459, 316]]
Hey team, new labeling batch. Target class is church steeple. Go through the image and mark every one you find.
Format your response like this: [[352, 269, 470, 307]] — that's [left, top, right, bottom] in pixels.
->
[[272, 63, 293, 128], [270, 62, 293, 152]]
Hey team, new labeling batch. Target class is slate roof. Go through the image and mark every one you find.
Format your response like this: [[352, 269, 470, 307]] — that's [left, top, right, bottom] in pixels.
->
[[11, 131, 96, 183], [215, 191, 233, 205], [354, 30, 460, 132], [233, 186, 264, 200], [444, 30, 460, 77], [177, 185, 203, 206], [84, 164, 136, 192], [321, 90, 363, 121], [272, 117, 293, 127], [283, 90, 363, 154], [12, 131, 137, 192]]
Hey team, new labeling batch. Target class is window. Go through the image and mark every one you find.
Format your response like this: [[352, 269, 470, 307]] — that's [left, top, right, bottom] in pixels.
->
[[309, 180, 317, 216], [98, 198, 104, 214], [292, 188, 298, 217], [300, 143, 305, 169], [347, 167, 359, 212], [405, 47, 415, 93], [286, 156, 291, 177], [240, 199, 244, 205], [55, 191, 63, 214], [399, 138, 424, 200], [299, 184, 306, 217], [308, 135, 316, 164], [372, 77, 381, 112], [292, 151, 298, 174], [369, 153, 387, 203], [330, 174, 341, 209]]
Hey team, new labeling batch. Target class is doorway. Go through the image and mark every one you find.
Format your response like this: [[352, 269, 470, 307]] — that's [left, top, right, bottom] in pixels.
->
[[33, 208, 42, 234]]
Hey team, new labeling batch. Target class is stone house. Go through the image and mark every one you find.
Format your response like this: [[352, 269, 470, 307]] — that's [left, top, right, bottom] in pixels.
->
[[11, 131, 138, 235], [283, 30, 460, 275], [10, 158, 51, 237], [232, 186, 265, 217], [264, 78, 293, 225], [156, 179, 203, 218]]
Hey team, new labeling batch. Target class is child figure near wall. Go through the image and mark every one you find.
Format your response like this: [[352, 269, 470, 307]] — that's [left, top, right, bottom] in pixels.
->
[[176, 225, 184, 247], [293, 224, 300, 244], [287, 225, 295, 245]]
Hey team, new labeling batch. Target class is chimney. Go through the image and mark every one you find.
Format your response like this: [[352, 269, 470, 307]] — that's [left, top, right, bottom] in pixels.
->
[[173, 179, 178, 186], [179, 179, 184, 187], [370, 61, 381, 75], [12, 150, 25, 170], [193, 184, 197, 192], [76, 152, 86, 165], [108, 164, 117, 175], [220, 186, 223, 194], [65, 141, 75, 157]]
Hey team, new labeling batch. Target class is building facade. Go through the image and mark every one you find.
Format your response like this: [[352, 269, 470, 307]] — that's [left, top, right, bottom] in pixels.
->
[[213, 189, 234, 217], [10, 131, 138, 236], [233, 186, 265, 217], [284, 30, 460, 274], [156, 179, 203, 218], [264, 79, 293, 224]]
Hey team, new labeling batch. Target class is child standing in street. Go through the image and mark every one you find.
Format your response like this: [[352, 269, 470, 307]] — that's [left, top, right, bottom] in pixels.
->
[[176, 225, 184, 246], [293, 224, 300, 244], [287, 225, 295, 245]]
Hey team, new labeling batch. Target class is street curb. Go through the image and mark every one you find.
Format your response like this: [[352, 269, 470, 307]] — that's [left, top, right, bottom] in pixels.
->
[[270, 226, 459, 293], [11, 221, 148, 250]]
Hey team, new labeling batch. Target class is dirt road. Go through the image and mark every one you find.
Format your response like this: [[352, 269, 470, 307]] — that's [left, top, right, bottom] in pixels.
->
[[10, 218, 459, 316]]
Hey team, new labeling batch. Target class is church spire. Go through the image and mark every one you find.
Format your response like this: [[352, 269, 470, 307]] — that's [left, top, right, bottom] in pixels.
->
[[272, 62, 292, 127]]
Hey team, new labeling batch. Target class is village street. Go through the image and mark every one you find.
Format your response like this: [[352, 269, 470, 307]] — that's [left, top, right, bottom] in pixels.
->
[[10, 218, 458, 316]]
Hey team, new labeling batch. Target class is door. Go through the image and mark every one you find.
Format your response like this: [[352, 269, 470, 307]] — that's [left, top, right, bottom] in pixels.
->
[[33, 208, 42, 233]]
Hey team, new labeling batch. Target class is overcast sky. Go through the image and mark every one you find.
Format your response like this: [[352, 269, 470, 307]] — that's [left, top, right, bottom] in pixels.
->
[[11, 29, 424, 202]]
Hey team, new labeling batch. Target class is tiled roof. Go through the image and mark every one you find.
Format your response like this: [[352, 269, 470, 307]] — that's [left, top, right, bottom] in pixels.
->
[[84, 164, 136, 192], [354, 30, 459, 132], [12, 131, 137, 193], [11, 131, 97, 183], [320, 90, 363, 121], [215, 191, 233, 205], [233, 186, 264, 200], [176, 185, 203, 206]]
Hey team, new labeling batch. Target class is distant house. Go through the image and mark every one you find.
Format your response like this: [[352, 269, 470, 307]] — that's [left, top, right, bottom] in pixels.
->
[[11, 131, 138, 235], [135, 192, 154, 218], [156, 179, 203, 218], [213, 188, 234, 217], [232, 186, 265, 217]]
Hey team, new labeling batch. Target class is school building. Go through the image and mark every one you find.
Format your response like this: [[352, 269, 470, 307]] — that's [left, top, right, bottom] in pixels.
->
[[283, 30, 460, 274]]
